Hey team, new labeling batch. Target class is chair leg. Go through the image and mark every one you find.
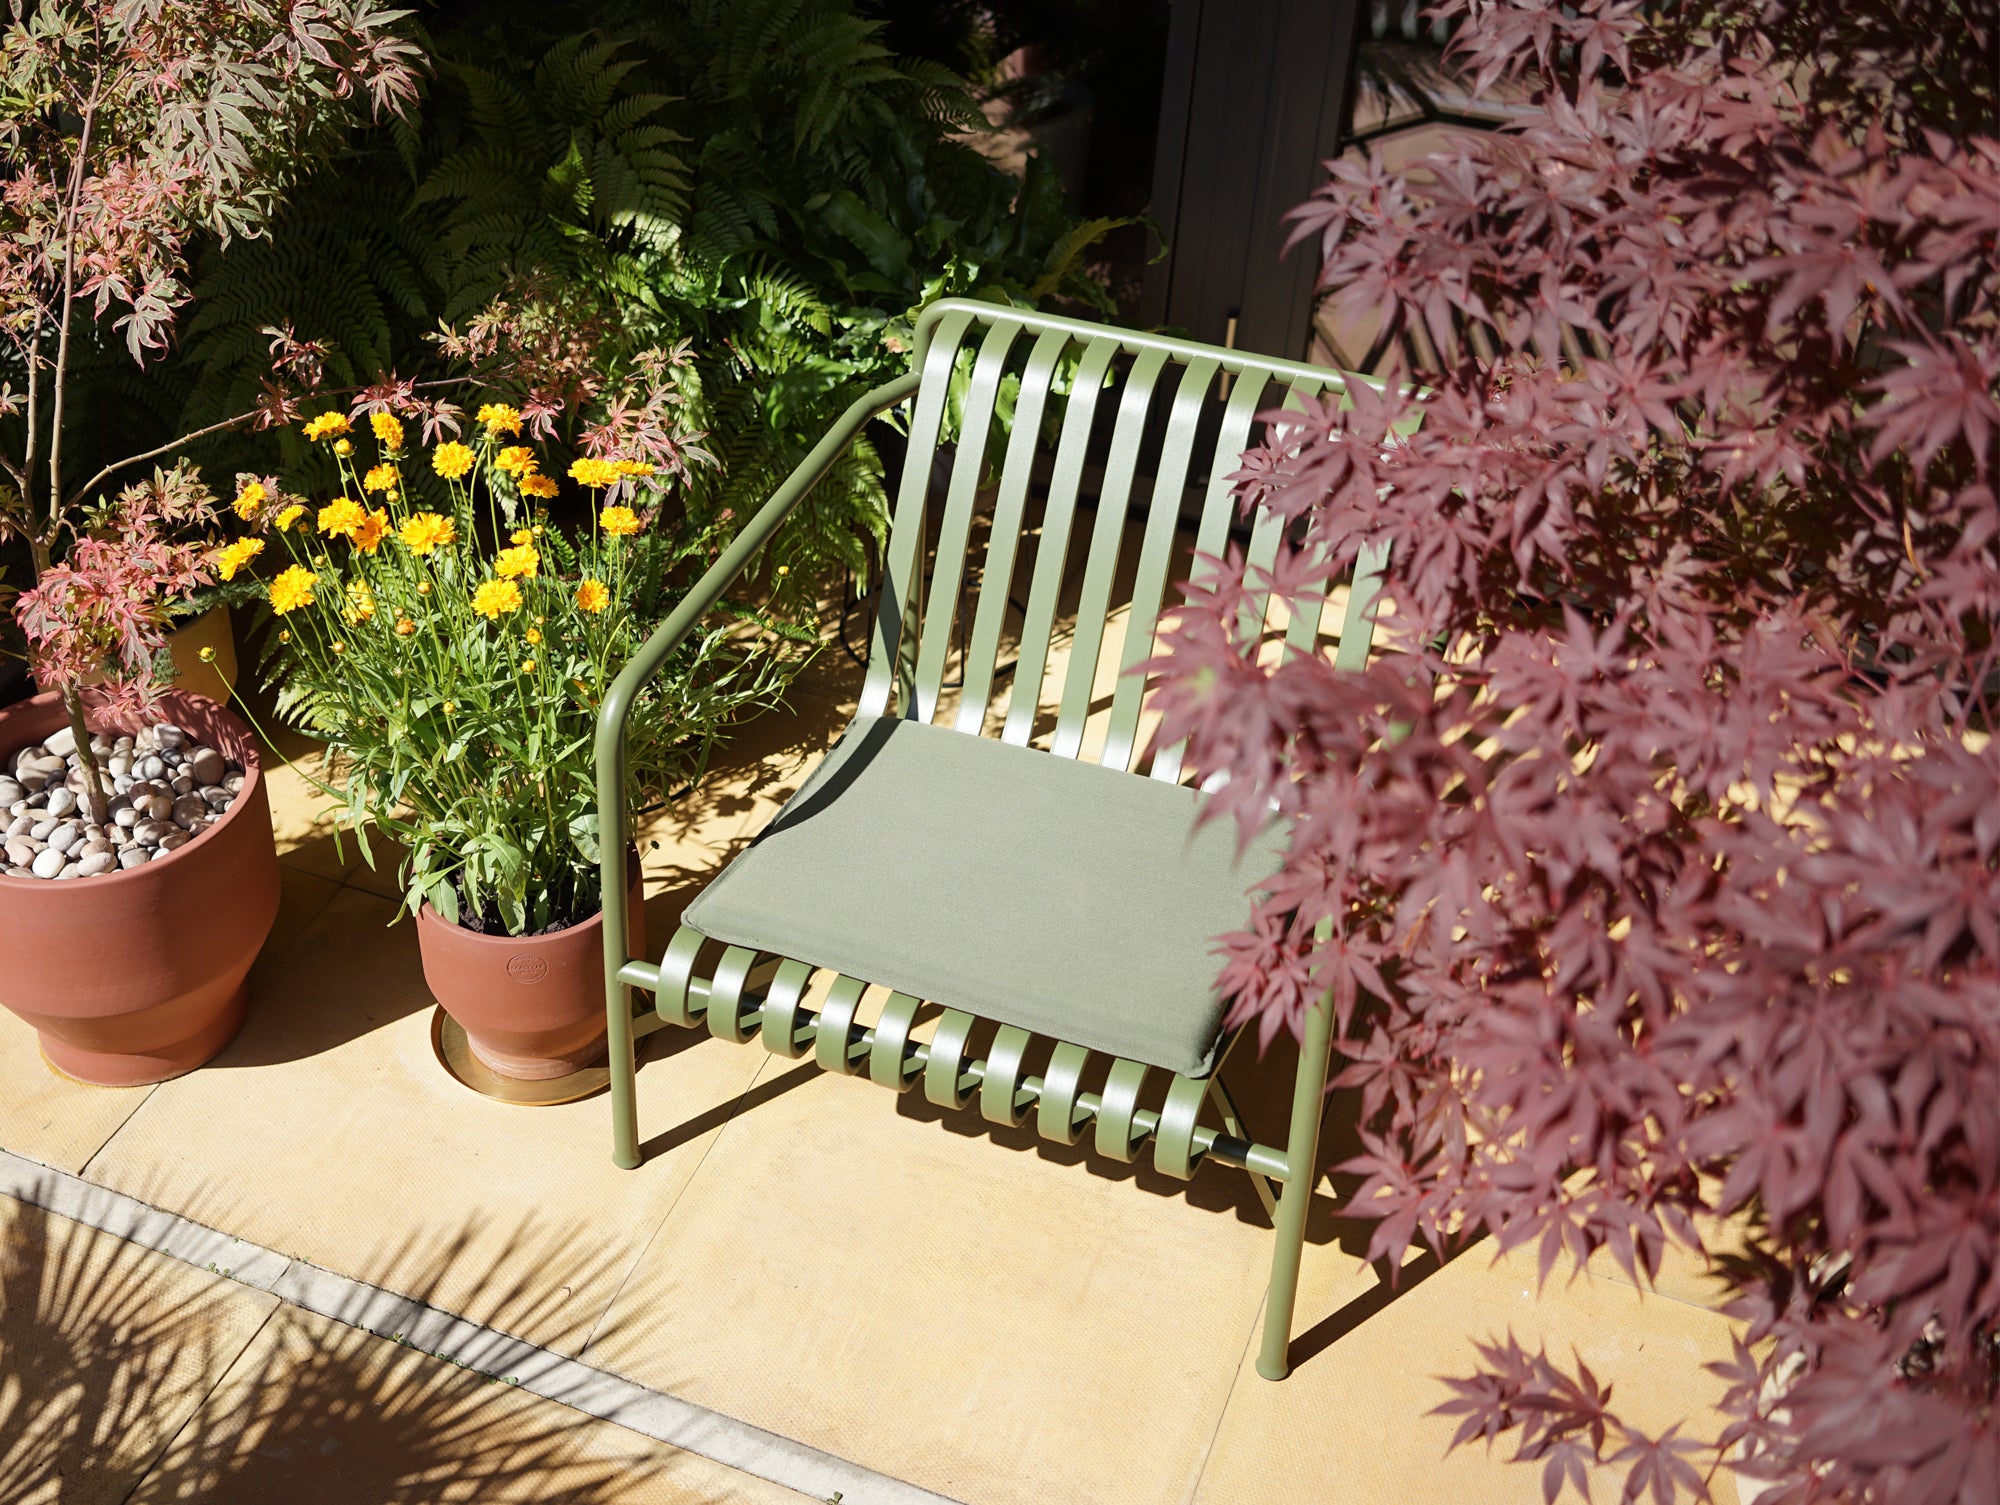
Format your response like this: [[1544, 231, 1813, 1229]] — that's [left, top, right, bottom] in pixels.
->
[[1256, 988, 1335, 1381], [608, 980, 640, 1170], [603, 869, 641, 1169]]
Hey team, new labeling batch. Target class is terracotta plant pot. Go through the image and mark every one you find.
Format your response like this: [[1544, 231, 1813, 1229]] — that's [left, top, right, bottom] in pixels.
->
[[416, 857, 645, 1081], [0, 689, 280, 1086]]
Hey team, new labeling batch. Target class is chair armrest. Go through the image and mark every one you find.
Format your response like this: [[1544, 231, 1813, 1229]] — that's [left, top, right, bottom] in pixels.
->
[[593, 370, 921, 919]]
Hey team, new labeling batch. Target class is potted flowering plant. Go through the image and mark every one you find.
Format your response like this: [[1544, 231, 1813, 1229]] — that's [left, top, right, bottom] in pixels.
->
[[246, 393, 798, 1080], [0, 0, 417, 1083]]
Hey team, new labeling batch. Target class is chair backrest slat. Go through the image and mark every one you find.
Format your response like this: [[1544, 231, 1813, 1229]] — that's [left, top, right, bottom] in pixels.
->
[[955, 326, 1070, 735], [911, 319, 1022, 724], [1001, 336, 1121, 747], [862, 307, 976, 719], [1148, 371, 1273, 785], [1050, 346, 1170, 760], [1100, 356, 1220, 774], [1335, 539, 1390, 673], [864, 302, 1393, 775]]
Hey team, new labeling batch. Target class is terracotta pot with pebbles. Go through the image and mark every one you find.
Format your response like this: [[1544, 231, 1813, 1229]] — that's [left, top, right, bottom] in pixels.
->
[[0, 689, 279, 1085]]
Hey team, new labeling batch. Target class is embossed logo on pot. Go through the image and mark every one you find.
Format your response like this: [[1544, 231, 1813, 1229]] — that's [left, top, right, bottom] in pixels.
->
[[505, 953, 549, 984]]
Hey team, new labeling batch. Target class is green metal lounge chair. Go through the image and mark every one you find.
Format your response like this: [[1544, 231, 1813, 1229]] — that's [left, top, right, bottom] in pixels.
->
[[593, 298, 1387, 1381]]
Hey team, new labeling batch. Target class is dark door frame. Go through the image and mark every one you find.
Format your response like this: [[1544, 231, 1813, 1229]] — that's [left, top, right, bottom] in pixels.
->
[[1141, 0, 1369, 361]]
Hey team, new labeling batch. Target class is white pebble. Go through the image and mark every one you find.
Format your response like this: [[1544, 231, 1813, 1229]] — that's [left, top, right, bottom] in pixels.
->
[[42, 726, 76, 758], [117, 847, 149, 869], [30, 847, 65, 878], [76, 851, 115, 877], [44, 787, 77, 818]]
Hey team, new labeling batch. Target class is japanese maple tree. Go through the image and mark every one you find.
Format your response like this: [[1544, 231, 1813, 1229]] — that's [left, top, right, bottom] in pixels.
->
[[0, 0, 418, 806], [1149, 2, 2000, 1500]]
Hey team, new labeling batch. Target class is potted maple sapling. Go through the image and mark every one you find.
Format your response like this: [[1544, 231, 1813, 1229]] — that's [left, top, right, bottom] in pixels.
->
[[250, 358, 799, 1083], [0, 0, 419, 1083]]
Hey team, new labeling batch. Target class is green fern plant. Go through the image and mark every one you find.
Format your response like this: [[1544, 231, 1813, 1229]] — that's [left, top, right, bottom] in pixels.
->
[[85, 0, 1128, 612]]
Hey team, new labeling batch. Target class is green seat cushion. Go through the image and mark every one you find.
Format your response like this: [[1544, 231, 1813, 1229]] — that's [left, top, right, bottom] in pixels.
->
[[682, 716, 1283, 1078]]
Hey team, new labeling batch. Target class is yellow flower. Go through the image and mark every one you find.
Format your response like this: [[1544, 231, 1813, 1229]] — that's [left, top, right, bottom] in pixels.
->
[[519, 473, 559, 498], [575, 578, 610, 614], [317, 497, 368, 540], [509, 527, 533, 545], [472, 578, 523, 619], [232, 481, 267, 521], [399, 512, 456, 555], [495, 445, 536, 476], [569, 456, 621, 489], [371, 412, 404, 451], [213, 536, 265, 582], [332, 640, 346, 655], [494, 543, 539, 580], [613, 459, 654, 477], [519, 658, 537, 674], [198, 645, 217, 663], [353, 508, 391, 555], [395, 617, 415, 637], [416, 580, 431, 596], [269, 565, 316, 614], [525, 627, 542, 645], [333, 437, 354, 457], [363, 463, 400, 494], [432, 441, 476, 479], [302, 412, 349, 441], [599, 505, 641, 537], [273, 504, 305, 532], [477, 403, 523, 437], [343, 579, 375, 624]]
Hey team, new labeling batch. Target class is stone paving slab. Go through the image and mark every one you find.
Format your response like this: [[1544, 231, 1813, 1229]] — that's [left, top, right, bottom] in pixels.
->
[[1191, 1237, 1744, 1505], [0, 1189, 279, 1505], [130, 1303, 824, 1505]]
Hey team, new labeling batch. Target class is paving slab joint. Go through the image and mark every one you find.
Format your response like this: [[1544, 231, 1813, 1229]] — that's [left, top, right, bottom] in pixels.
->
[[0, 1145, 962, 1505]]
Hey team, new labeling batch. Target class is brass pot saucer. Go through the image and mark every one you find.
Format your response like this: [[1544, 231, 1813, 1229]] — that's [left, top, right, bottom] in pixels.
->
[[429, 1006, 614, 1107]]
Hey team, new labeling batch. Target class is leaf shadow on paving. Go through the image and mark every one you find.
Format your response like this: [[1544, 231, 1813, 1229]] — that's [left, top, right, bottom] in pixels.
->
[[0, 1187, 677, 1505]]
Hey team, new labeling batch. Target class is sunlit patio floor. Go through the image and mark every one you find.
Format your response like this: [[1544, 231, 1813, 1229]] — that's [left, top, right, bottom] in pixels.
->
[[0, 655, 1751, 1505]]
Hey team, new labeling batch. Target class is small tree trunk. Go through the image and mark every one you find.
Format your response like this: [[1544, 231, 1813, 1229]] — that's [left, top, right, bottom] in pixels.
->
[[61, 688, 109, 825]]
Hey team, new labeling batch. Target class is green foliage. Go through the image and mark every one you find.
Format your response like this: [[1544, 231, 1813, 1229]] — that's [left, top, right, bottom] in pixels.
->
[[167, 0, 1128, 598]]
